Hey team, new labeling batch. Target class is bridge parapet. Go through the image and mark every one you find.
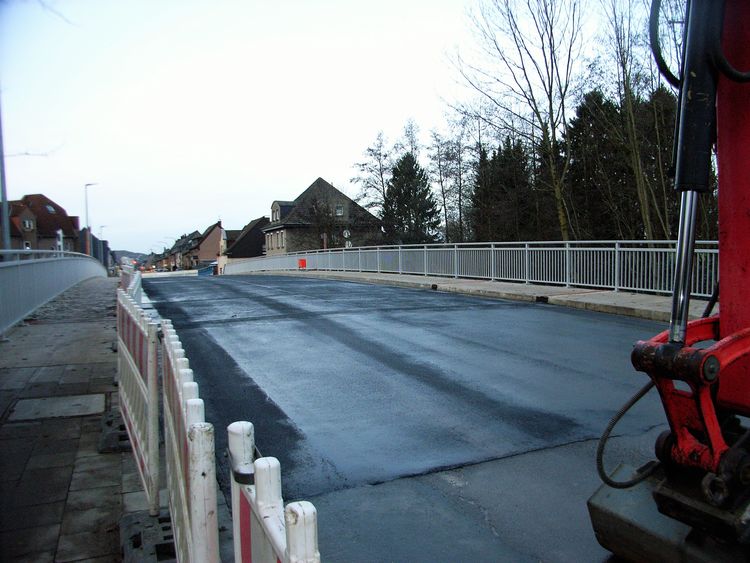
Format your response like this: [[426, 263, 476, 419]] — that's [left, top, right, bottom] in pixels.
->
[[0, 249, 106, 336]]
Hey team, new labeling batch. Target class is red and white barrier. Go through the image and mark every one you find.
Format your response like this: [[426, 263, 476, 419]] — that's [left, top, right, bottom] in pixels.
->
[[116, 288, 160, 515], [162, 319, 219, 563], [227, 421, 320, 563], [120, 261, 142, 303]]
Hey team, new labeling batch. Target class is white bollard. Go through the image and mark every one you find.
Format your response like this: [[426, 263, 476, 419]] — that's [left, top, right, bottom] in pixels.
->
[[227, 421, 255, 561], [285, 502, 320, 563], [253, 457, 285, 562], [188, 422, 219, 563]]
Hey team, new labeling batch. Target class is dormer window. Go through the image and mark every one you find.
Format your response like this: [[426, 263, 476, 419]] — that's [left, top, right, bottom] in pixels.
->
[[22, 219, 34, 230], [46, 205, 56, 213]]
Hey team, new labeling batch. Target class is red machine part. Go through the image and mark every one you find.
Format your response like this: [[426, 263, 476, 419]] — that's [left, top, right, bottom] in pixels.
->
[[715, 0, 750, 415], [632, 0, 750, 475]]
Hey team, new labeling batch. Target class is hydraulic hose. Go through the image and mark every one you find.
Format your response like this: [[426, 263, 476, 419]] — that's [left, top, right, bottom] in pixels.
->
[[596, 380, 658, 488]]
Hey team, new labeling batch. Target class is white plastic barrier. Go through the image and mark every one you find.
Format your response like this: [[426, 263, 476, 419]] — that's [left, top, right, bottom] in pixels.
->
[[116, 288, 160, 515], [120, 263, 143, 304], [227, 421, 320, 563], [162, 319, 219, 563]]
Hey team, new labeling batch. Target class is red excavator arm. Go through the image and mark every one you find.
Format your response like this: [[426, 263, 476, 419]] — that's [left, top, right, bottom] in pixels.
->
[[590, 0, 750, 558]]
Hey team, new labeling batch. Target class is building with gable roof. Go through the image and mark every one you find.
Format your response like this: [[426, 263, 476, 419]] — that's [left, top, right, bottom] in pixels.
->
[[6, 194, 80, 251], [262, 177, 380, 256]]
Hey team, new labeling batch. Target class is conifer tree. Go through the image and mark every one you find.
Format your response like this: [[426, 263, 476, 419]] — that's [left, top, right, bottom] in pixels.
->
[[382, 153, 440, 244]]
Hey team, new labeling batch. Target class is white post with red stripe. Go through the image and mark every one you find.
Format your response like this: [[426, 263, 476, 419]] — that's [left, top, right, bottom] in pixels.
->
[[116, 288, 160, 515], [162, 319, 219, 563], [227, 421, 320, 563]]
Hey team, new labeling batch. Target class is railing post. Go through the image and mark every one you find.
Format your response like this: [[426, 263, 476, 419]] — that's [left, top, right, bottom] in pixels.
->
[[490, 243, 495, 280], [398, 246, 402, 275], [285, 501, 320, 563], [454, 244, 458, 279], [358, 248, 362, 272], [227, 421, 255, 562], [565, 242, 571, 287], [377, 247, 381, 273], [188, 421, 219, 563], [525, 244, 530, 284], [146, 320, 159, 516], [423, 246, 428, 276], [614, 242, 620, 292]]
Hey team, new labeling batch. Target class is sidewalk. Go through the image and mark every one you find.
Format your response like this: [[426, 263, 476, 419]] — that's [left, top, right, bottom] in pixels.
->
[[0, 277, 163, 562], [252, 270, 715, 322]]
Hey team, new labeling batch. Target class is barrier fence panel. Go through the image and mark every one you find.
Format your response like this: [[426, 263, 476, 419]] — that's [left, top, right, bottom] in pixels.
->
[[162, 319, 219, 563], [228, 421, 320, 563], [116, 288, 160, 515]]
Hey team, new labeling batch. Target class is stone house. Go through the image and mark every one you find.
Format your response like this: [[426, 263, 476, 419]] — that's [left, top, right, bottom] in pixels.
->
[[262, 178, 380, 256], [7, 194, 79, 251]]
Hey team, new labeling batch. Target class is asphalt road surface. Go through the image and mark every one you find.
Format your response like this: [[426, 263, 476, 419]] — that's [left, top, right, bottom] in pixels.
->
[[143, 274, 669, 562]]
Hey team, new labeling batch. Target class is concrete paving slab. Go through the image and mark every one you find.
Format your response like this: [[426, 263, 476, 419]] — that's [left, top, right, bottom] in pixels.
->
[[65, 485, 121, 512], [61, 505, 120, 535], [8, 394, 105, 421], [0, 502, 65, 532], [0, 524, 60, 558], [56, 528, 119, 562]]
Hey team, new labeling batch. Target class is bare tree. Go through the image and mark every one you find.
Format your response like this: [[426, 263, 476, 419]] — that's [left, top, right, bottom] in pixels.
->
[[428, 131, 452, 241], [351, 132, 393, 216], [457, 0, 583, 240]]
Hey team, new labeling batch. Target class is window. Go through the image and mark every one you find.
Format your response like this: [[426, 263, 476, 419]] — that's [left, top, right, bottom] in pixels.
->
[[45, 205, 56, 214], [281, 230, 285, 248], [22, 219, 34, 230], [24, 241, 31, 250], [335, 204, 344, 217]]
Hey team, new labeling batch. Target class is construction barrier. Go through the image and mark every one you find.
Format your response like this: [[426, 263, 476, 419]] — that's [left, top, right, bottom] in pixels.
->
[[162, 319, 219, 563], [227, 421, 320, 563], [116, 288, 160, 515]]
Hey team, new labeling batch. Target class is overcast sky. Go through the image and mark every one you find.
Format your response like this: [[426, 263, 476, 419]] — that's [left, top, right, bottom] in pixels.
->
[[1, 0, 476, 252]]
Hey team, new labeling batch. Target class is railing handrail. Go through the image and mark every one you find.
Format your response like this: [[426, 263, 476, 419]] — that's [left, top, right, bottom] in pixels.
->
[[223, 239, 719, 299]]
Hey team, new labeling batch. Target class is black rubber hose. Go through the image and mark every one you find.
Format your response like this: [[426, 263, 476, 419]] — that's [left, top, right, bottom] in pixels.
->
[[596, 380, 658, 488], [649, 0, 681, 87]]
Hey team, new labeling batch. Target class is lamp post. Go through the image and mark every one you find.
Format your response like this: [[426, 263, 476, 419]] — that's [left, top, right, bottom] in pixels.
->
[[84, 182, 98, 255]]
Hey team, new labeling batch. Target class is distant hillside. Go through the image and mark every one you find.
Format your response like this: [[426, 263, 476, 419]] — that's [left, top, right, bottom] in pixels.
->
[[113, 250, 149, 264]]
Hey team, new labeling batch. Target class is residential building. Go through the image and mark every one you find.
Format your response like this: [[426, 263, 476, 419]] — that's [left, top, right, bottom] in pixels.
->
[[6, 194, 80, 251], [184, 221, 224, 269], [262, 178, 380, 256], [219, 217, 269, 274]]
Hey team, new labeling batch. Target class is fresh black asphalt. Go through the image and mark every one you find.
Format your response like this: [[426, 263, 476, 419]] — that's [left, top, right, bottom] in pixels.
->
[[143, 274, 668, 561]]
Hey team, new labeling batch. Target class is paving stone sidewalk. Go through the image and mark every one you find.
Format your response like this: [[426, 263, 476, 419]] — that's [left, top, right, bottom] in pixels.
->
[[0, 277, 128, 562]]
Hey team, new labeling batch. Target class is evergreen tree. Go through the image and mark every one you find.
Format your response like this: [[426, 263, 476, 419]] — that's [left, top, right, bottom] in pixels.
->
[[382, 152, 441, 244]]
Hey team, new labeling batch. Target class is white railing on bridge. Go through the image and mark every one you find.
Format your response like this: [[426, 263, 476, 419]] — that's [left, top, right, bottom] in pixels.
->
[[223, 240, 719, 298], [0, 249, 107, 336]]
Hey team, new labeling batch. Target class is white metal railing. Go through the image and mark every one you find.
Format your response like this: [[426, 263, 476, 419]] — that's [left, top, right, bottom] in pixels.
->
[[162, 319, 219, 563], [227, 421, 320, 563], [116, 288, 160, 515], [0, 249, 107, 335], [223, 241, 719, 298]]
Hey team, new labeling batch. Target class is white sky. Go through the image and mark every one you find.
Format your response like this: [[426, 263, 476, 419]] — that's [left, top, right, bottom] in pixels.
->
[[1, 0, 475, 252]]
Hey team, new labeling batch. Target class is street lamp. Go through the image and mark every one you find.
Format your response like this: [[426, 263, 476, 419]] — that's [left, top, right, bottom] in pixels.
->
[[84, 182, 98, 255]]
